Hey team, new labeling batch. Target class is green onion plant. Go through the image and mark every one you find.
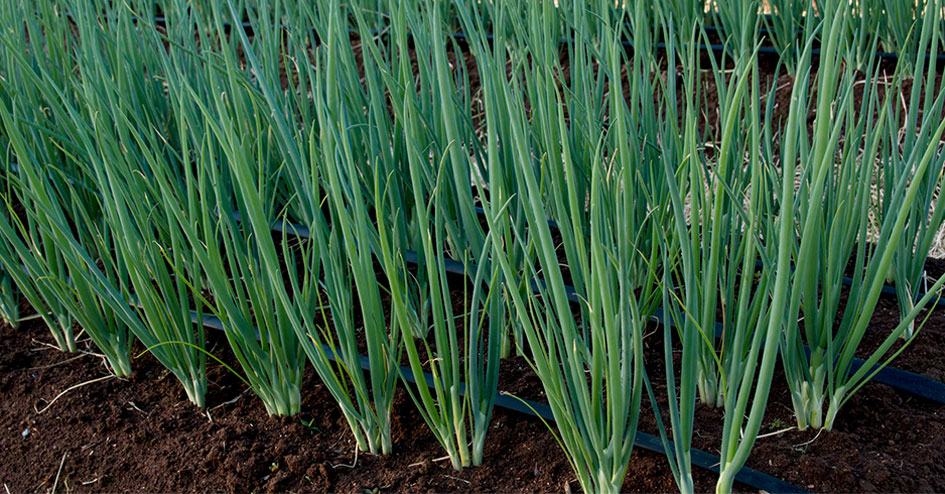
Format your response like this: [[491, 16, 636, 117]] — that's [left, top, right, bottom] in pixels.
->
[[880, 3, 945, 339], [780, 0, 945, 430], [482, 2, 662, 490]]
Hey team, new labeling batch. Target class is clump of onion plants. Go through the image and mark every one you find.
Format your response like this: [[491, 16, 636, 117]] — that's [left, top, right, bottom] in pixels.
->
[[779, 0, 945, 431], [879, 3, 945, 340], [482, 1, 663, 490], [0, 30, 135, 376]]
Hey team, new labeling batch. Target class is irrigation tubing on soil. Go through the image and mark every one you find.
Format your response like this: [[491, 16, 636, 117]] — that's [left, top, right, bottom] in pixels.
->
[[171, 304, 809, 494], [6, 157, 942, 404], [266, 215, 945, 407], [10, 157, 939, 309], [469, 205, 945, 311], [472, 204, 945, 310], [840, 274, 945, 308], [12, 152, 940, 309], [755, 262, 945, 309]]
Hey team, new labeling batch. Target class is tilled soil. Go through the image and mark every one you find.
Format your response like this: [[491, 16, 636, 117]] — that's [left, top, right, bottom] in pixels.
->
[[1, 287, 944, 493]]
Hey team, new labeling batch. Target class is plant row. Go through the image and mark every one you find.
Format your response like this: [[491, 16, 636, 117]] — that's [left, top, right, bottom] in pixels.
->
[[1, 1, 945, 493]]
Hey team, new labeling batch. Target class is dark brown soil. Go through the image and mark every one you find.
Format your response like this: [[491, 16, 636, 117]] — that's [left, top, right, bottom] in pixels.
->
[[3, 274, 945, 494], [0, 312, 708, 494], [638, 304, 945, 494]]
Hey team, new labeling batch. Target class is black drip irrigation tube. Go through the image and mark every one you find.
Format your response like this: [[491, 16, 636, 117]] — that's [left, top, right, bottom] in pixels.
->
[[840, 274, 945, 308], [269, 216, 945, 407], [174, 298, 808, 494], [746, 255, 945, 311], [260, 214, 945, 492], [488, 206, 945, 311], [751, 260, 945, 310], [486, 210, 945, 402]]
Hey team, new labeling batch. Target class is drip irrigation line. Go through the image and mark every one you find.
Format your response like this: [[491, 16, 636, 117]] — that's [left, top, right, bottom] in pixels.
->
[[752, 260, 945, 309], [839, 274, 945, 308], [469, 204, 945, 310], [3, 155, 941, 404], [266, 215, 945, 406], [165, 302, 808, 494], [8, 155, 939, 309]]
